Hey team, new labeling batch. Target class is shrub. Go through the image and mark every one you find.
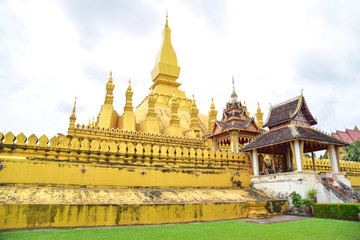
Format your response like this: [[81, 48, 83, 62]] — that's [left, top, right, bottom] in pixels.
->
[[289, 191, 302, 207], [313, 203, 360, 221], [301, 198, 314, 207], [307, 189, 318, 198]]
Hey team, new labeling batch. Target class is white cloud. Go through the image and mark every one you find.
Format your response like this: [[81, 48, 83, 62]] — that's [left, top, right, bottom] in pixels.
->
[[0, 0, 359, 139]]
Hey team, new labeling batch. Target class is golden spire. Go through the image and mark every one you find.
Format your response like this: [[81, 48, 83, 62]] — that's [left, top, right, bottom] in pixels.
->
[[154, 13, 177, 66], [109, 71, 113, 83], [210, 98, 215, 110], [105, 71, 115, 105], [124, 79, 134, 112], [71, 97, 76, 118], [68, 97, 77, 132], [230, 76, 238, 102], [150, 13, 181, 89], [191, 94, 196, 106], [208, 98, 218, 133], [244, 100, 250, 116], [190, 94, 200, 130], [166, 10, 168, 26], [255, 101, 264, 128]]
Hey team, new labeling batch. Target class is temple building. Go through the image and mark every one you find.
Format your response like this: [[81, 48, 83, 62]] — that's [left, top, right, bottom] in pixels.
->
[[0, 14, 360, 230], [206, 79, 263, 154], [241, 94, 360, 204], [242, 93, 346, 174]]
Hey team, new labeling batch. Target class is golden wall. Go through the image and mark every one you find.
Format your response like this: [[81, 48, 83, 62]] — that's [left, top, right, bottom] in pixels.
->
[[0, 132, 251, 189], [0, 200, 288, 229]]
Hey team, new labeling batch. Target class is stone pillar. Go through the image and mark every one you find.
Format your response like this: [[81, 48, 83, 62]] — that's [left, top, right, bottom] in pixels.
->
[[293, 140, 303, 171], [286, 149, 291, 171], [329, 145, 339, 173], [252, 149, 259, 176]]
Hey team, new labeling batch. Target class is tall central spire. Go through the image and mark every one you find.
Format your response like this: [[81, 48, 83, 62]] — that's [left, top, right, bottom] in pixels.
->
[[150, 13, 181, 90]]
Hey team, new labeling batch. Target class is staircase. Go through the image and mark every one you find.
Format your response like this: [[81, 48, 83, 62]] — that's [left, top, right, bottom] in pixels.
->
[[321, 176, 360, 203]]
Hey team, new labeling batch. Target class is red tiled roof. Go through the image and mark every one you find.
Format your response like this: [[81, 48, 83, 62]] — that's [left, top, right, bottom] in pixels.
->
[[346, 129, 360, 143], [336, 131, 352, 143], [332, 133, 341, 140], [331, 127, 360, 144]]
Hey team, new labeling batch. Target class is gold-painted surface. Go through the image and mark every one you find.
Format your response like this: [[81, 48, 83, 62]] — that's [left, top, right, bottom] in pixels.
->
[[0, 134, 253, 189], [0, 202, 253, 229], [0, 187, 279, 204], [255, 102, 264, 128], [247, 201, 270, 219], [0, 157, 251, 189]]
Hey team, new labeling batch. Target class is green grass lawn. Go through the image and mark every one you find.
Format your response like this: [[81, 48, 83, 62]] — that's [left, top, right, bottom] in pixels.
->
[[1, 219, 359, 240]]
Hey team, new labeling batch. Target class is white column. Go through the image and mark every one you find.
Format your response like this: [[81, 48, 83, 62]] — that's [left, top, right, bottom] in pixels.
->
[[293, 140, 303, 171], [252, 149, 259, 176], [329, 145, 339, 173]]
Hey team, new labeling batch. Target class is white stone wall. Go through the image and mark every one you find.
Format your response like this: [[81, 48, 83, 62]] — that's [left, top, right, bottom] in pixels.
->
[[251, 171, 351, 207]]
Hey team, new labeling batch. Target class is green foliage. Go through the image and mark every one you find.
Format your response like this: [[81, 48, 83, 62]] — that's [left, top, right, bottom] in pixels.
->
[[342, 139, 360, 162], [313, 203, 360, 221], [2, 219, 360, 240], [289, 191, 302, 207], [300, 198, 314, 207], [307, 189, 318, 198]]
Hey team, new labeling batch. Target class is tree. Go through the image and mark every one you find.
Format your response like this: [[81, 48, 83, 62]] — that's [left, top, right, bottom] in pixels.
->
[[342, 139, 360, 162]]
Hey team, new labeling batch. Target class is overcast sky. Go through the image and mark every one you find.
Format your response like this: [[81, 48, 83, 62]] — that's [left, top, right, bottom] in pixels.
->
[[0, 0, 359, 138]]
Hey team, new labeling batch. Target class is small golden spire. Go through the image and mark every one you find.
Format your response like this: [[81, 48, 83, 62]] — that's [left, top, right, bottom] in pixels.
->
[[72, 97, 77, 116], [109, 71, 113, 83], [210, 98, 215, 110], [255, 101, 264, 128], [230, 76, 238, 102], [166, 10, 168, 26], [104, 71, 115, 105], [124, 78, 134, 112], [68, 97, 77, 132], [208, 98, 218, 133]]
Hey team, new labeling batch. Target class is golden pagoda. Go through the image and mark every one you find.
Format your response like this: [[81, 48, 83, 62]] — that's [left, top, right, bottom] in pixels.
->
[[4, 14, 360, 230]]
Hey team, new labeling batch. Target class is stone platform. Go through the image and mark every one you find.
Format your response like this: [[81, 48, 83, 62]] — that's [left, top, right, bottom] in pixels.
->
[[0, 186, 288, 229]]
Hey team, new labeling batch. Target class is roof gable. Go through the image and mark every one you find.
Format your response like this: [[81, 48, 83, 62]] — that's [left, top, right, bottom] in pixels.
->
[[263, 94, 317, 129]]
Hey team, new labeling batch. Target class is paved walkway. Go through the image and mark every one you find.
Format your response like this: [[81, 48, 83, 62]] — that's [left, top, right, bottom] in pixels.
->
[[238, 214, 313, 224]]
